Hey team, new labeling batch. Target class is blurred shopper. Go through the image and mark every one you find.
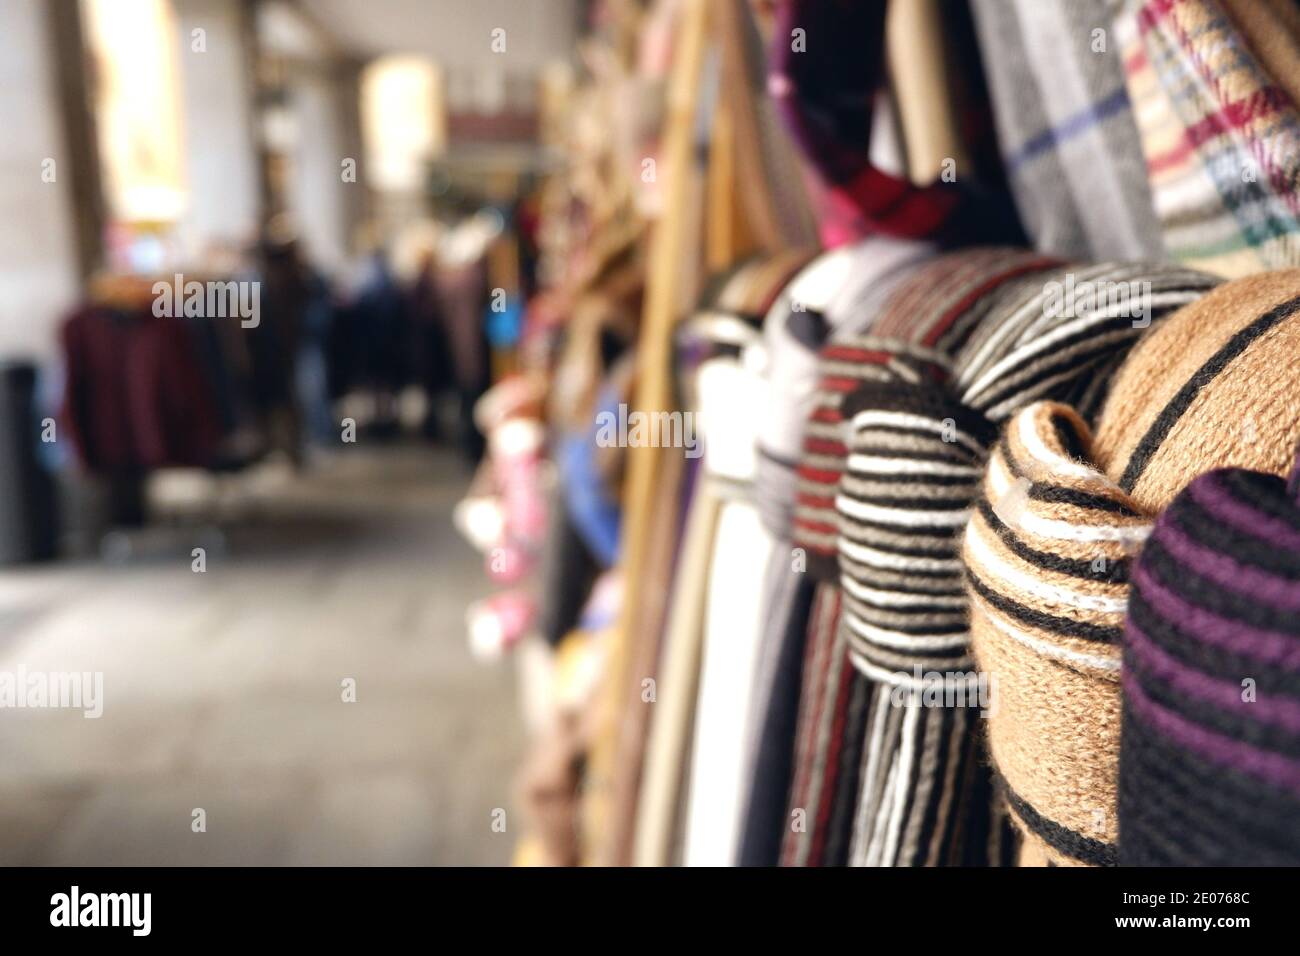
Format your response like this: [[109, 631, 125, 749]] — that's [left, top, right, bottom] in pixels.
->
[[252, 233, 310, 464], [407, 249, 454, 441], [434, 256, 490, 464], [296, 263, 336, 449], [349, 246, 408, 437]]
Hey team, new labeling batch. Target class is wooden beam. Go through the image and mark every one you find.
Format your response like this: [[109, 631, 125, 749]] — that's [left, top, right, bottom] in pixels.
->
[[582, 0, 711, 867]]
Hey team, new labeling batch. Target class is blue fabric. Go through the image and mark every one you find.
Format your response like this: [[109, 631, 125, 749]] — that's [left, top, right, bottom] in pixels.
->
[[557, 432, 621, 566], [485, 298, 524, 348], [1005, 87, 1130, 173], [556, 383, 623, 565]]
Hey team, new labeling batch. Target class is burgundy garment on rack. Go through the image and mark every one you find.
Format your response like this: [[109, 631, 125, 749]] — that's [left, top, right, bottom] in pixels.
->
[[60, 306, 224, 472]]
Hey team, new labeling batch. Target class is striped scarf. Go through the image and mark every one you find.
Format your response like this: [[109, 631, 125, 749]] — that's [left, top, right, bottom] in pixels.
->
[[1115, 0, 1300, 276], [969, 0, 1163, 260], [834, 257, 1218, 867], [738, 238, 936, 867], [781, 248, 1067, 865], [788, 242, 957, 581], [967, 269, 1300, 865], [1120, 452, 1300, 865]]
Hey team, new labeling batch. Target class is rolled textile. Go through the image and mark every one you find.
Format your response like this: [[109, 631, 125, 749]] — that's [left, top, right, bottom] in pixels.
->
[[1114, 0, 1300, 276], [781, 247, 1068, 866], [725, 240, 939, 866], [968, 0, 1163, 260], [790, 248, 1054, 583], [1120, 451, 1300, 865], [841, 261, 1218, 681], [736, 238, 939, 867], [966, 402, 1147, 867], [966, 269, 1300, 865], [835, 256, 1220, 867]]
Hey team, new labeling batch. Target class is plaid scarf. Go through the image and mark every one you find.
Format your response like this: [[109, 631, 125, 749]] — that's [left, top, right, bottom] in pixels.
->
[[1115, 0, 1300, 276], [969, 0, 1163, 259], [967, 269, 1300, 865], [769, 0, 1021, 249]]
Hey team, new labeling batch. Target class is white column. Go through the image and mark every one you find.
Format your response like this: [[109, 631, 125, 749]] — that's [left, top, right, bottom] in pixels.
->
[[172, 0, 259, 260], [0, 0, 81, 362], [289, 71, 351, 277]]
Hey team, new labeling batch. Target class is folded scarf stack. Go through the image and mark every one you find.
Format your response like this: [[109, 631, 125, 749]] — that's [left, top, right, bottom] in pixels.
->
[[967, 269, 1300, 865]]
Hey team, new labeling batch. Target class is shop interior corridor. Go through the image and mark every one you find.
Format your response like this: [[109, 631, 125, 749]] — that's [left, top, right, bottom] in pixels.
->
[[0, 446, 522, 865]]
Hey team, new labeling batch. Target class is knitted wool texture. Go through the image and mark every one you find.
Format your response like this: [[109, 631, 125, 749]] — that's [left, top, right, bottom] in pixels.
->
[[782, 248, 1068, 866], [1114, 0, 1300, 277], [839, 261, 1218, 681], [1119, 452, 1300, 865], [833, 256, 1218, 867], [791, 249, 1061, 582], [967, 269, 1300, 866], [738, 237, 935, 867]]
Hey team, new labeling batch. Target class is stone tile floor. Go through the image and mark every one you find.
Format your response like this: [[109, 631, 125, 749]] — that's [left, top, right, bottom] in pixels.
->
[[0, 444, 524, 865]]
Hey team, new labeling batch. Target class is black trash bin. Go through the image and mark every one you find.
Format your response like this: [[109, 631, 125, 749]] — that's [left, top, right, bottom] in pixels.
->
[[0, 361, 58, 563]]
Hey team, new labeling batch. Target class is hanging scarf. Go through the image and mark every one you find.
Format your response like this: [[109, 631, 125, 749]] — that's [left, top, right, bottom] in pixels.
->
[[829, 254, 1220, 866], [781, 247, 1067, 865], [967, 269, 1300, 864], [1120, 450, 1300, 865], [968, 0, 1163, 260], [768, 0, 1019, 249], [737, 237, 938, 866], [630, 249, 814, 867], [1114, 0, 1300, 276]]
